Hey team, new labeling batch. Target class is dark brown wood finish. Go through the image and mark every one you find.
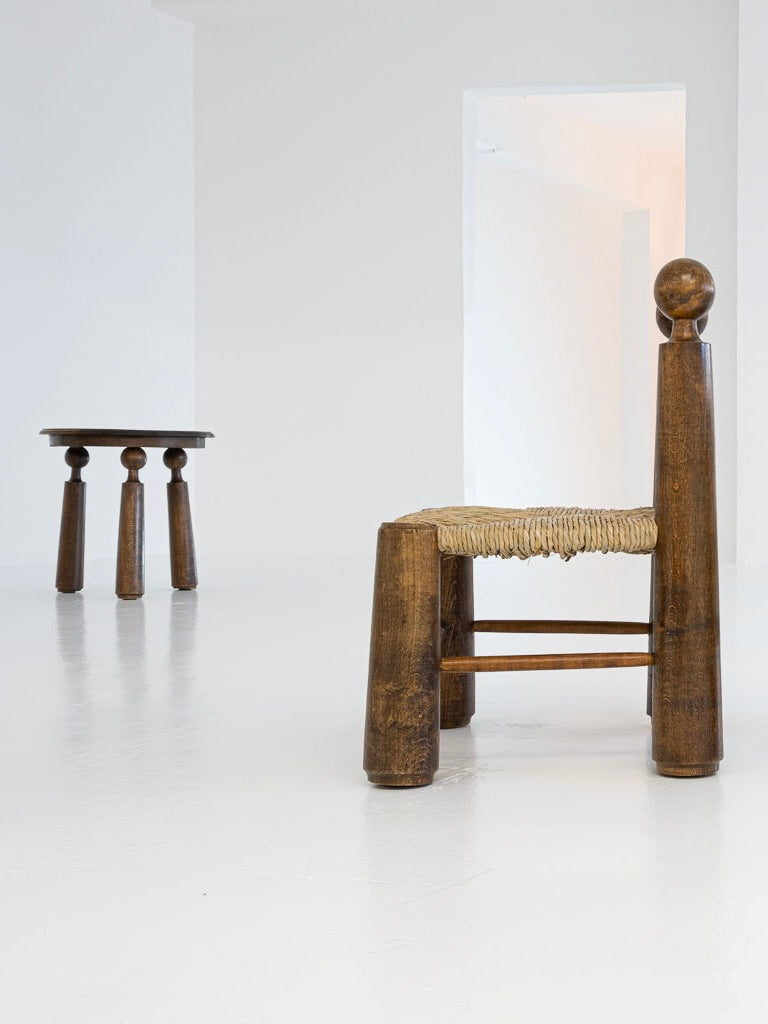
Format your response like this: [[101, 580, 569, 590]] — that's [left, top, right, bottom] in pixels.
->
[[55, 447, 89, 593], [43, 428, 213, 597], [41, 429, 214, 449], [364, 524, 441, 786], [164, 448, 198, 590], [440, 554, 475, 728], [646, 554, 656, 717], [656, 307, 708, 339], [651, 259, 722, 777], [473, 619, 651, 635], [441, 652, 654, 673], [115, 448, 146, 600], [363, 259, 723, 786]]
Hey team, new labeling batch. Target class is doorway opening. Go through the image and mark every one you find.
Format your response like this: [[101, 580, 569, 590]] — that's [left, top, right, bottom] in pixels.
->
[[463, 88, 686, 514]]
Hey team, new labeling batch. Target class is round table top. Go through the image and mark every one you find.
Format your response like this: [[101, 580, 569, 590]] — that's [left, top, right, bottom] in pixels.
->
[[40, 429, 214, 449]]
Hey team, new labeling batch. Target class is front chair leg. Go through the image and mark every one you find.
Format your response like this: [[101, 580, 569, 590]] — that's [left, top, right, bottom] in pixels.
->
[[440, 554, 475, 728], [364, 523, 441, 787]]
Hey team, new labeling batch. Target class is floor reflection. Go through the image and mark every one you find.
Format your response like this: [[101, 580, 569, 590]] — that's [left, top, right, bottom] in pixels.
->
[[645, 770, 725, 994], [115, 597, 147, 713], [168, 589, 198, 707], [55, 592, 91, 744], [362, 725, 481, 903]]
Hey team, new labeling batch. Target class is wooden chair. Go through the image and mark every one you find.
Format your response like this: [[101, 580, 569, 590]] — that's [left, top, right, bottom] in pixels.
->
[[363, 258, 722, 786]]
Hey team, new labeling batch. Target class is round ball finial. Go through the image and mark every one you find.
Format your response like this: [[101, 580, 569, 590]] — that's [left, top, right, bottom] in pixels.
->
[[121, 447, 147, 471], [654, 258, 714, 323], [65, 446, 89, 470], [163, 448, 187, 471]]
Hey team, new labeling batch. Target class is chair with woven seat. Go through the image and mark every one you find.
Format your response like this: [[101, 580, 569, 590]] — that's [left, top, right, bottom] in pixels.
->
[[363, 258, 722, 785]]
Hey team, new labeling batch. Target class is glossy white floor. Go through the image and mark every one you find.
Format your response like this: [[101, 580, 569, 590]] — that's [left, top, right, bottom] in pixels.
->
[[2, 551, 767, 1023]]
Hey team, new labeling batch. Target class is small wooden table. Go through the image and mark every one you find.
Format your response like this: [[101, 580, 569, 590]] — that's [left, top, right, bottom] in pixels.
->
[[41, 429, 214, 600]]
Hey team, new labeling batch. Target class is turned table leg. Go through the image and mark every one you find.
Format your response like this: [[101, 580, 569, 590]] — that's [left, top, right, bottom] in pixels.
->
[[56, 446, 89, 593], [163, 448, 197, 590], [116, 447, 146, 600]]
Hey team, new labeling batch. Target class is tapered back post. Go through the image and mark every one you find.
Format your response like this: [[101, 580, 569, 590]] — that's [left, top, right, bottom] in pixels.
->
[[651, 258, 722, 776]]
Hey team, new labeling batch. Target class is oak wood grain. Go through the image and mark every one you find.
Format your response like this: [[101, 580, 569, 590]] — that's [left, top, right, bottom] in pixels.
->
[[364, 524, 440, 786], [473, 619, 651, 635], [362, 258, 723, 785], [440, 652, 654, 673], [651, 258, 722, 776], [440, 554, 475, 728]]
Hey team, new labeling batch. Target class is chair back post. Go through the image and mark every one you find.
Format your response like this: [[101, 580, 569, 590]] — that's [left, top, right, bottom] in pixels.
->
[[651, 258, 722, 776]]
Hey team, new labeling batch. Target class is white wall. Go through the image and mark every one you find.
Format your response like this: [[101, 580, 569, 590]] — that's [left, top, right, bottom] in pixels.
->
[[167, 0, 736, 562], [466, 91, 685, 514], [0, 0, 194, 567], [5, 0, 736, 568], [468, 163, 631, 509], [737, 0, 768, 565]]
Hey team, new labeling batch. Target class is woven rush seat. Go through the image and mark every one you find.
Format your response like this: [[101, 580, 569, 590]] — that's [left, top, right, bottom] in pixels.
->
[[366, 260, 723, 787], [395, 506, 658, 560]]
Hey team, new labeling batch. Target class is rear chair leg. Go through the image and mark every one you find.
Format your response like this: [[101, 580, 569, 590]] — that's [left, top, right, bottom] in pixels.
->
[[364, 523, 440, 787], [646, 554, 655, 717], [651, 265, 722, 777], [440, 554, 475, 728], [652, 552, 721, 778]]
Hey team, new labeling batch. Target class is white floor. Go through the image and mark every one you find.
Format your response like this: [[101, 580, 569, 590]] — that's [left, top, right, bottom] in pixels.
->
[[2, 552, 768, 1023]]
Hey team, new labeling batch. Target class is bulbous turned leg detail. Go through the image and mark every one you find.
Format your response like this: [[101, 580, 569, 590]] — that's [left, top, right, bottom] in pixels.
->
[[116, 447, 146, 600], [163, 448, 197, 591], [440, 554, 475, 728], [56, 447, 89, 593], [364, 524, 441, 786]]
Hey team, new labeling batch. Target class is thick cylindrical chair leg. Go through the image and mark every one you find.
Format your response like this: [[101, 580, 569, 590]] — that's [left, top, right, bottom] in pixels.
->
[[364, 523, 441, 787], [653, 608, 721, 778], [440, 554, 475, 728], [651, 259, 722, 777], [646, 554, 655, 717]]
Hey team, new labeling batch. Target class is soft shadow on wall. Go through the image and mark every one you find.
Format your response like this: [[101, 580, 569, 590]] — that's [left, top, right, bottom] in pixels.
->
[[464, 88, 686, 517]]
